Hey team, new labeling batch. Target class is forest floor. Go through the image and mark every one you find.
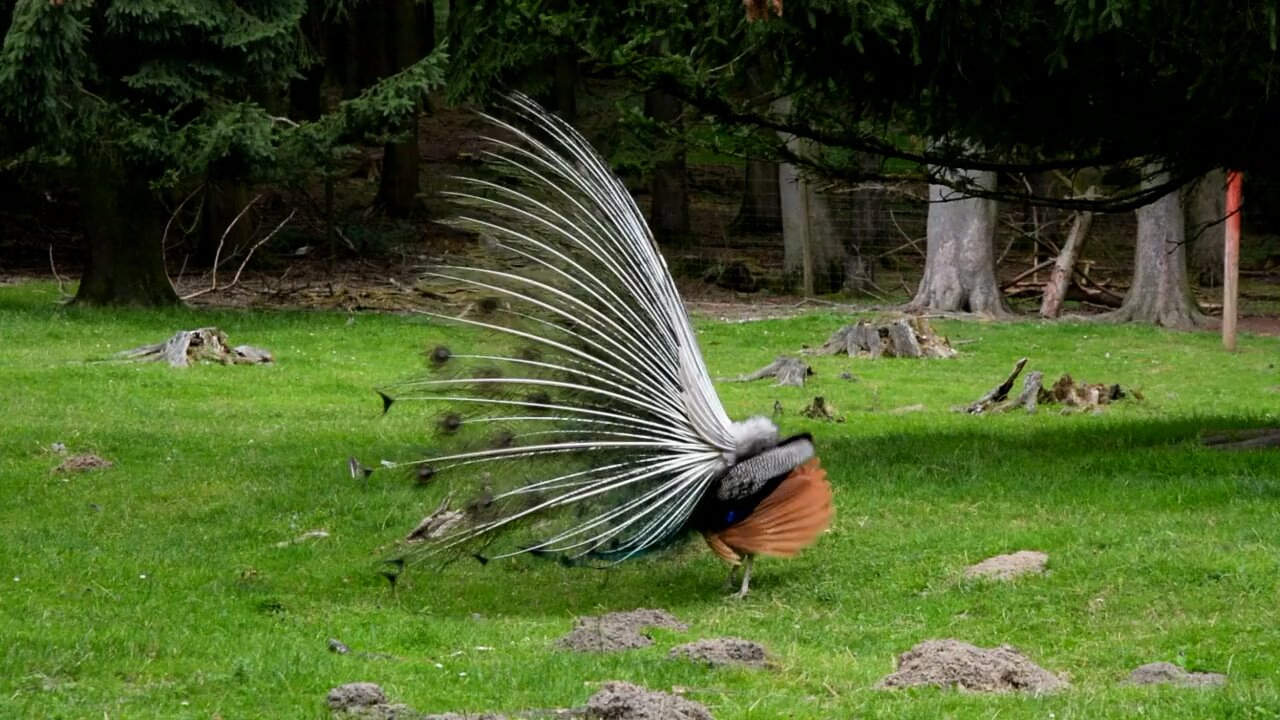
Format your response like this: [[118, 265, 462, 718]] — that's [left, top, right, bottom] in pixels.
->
[[3, 279, 1280, 719]]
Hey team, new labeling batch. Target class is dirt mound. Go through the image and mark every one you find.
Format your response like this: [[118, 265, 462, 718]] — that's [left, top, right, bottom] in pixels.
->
[[1126, 662, 1227, 687], [964, 551, 1049, 580], [327, 683, 387, 712], [556, 609, 687, 653], [53, 453, 113, 473], [878, 639, 1067, 694], [422, 713, 509, 719], [669, 638, 771, 669], [585, 681, 713, 720]]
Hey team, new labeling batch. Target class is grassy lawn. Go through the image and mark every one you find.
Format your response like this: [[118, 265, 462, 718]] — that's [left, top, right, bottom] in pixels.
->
[[4, 280, 1280, 719]]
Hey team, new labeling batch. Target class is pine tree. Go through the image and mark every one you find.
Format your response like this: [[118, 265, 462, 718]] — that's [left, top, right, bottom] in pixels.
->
[[0, 0, 446, 306]]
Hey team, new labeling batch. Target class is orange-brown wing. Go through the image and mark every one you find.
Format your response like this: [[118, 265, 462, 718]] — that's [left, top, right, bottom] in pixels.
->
[[707, 458, 834, 559], [702, 532, 743, 566]]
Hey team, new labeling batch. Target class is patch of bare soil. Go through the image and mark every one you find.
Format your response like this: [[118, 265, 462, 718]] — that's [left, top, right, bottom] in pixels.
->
[[878, 639, 1068, 694], [1125, 662, 1227, 688], [556, 609, 688, 653], [327, 683, 424, 719], [964, 551, 1049, 580], [585, 682, 713, 720], [669, 638, 771, 669], [53, 454, 113, 473]]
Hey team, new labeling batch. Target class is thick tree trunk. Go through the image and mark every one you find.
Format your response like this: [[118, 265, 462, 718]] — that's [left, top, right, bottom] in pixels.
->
[[1186, 168, 1226, 287], [645, 40, 690, 247], [1103, 172, 1208, 329], [74, 155, 179, 306], [778, 148, 847, 294], [376, 0, 426, 217], [909, 170, 1009, 315]]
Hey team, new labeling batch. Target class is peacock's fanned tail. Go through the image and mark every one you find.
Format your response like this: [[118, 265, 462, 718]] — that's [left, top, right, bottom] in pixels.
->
[[375, 93, 778, 569]]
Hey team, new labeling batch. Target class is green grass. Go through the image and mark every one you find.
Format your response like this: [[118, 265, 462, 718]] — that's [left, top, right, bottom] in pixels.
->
[[4, 280, 1280, 719]]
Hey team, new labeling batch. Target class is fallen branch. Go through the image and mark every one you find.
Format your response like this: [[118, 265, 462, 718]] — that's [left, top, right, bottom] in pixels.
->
[[1201, 428, 1280, 451], [1040, 209, 1094, 318], [49, 245, 70, 298], [957, 359, 1134, 414], [182, 204, 296, 301], [960, 357, 1028, 414]]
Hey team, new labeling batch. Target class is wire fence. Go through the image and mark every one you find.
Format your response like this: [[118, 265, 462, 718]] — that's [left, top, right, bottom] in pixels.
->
[[644, 161, 1280, 300]]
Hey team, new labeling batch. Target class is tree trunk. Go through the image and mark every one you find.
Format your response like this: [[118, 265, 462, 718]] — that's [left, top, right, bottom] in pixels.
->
[[777, 145, 847, 294], [1186, 168, 1226, 287], [74, 154, 179, 307], [552, 53, 579, 122], [196, 178, 255, 266], [731, 54, 781, 235], [844, 153, 883, 293], [909, 169, 1009, 315], [376, 0, 425, 217], [645, 39, 690, 247], [732, 158, 782, 234], [1103, 171, 1209, 329]]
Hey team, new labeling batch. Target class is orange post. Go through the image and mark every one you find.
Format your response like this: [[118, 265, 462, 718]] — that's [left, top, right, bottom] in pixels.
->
[[1223, 170, 1243, 351]]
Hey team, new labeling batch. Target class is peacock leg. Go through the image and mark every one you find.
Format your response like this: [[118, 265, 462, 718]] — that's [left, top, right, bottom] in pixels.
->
[[722, 562, 740, 591], [733, 554, 754, 599]]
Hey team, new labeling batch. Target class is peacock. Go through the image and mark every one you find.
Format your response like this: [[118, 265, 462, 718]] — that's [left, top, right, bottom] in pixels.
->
[[368, 93, 833, 597]]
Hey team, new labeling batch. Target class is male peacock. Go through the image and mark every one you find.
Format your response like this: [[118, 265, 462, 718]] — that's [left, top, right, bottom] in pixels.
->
[[371, 93, 833, 597]]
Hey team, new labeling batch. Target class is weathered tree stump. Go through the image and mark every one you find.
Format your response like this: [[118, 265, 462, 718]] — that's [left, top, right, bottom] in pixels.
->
[[114, 327, 274, 367], [723, 356, 813, 387], [813, 317, 956, 359], [801, 396, 844, 422]]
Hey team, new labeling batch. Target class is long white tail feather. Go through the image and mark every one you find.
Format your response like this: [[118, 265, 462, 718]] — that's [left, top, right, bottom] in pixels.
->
[[376, 92, 781, 566]]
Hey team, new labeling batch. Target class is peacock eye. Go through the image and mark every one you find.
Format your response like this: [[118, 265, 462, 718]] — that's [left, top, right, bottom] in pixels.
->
[[439, 413, 463, 433], [429, 345, 452, 365]]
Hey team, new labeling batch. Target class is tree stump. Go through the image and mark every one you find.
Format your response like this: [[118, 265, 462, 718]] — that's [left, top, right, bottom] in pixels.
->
[[114, 328, 274, 367], [813, 317, 956, 359]]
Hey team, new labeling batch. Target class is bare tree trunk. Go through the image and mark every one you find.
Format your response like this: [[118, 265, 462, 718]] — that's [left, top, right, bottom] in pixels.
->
[[909, 169, 1009, 315], [1039, 210, 1093, 318], [1103, 172, 1209, 329], [645, 40, 689, 247], [1186, 168, 1226, 287], [74, 154, 179, 306], [777, 144, 847, 294]]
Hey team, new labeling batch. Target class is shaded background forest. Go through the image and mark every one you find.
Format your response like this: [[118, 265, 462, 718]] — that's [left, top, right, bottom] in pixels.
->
[[4, 0, 1280, 325]]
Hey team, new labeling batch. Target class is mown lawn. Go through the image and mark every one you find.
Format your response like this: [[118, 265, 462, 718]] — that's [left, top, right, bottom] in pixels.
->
[[3, 280, 1280, 719]]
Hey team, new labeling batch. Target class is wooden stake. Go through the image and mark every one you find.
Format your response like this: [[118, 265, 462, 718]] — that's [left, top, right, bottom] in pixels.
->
[[1223, 170, 1243, 352]]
